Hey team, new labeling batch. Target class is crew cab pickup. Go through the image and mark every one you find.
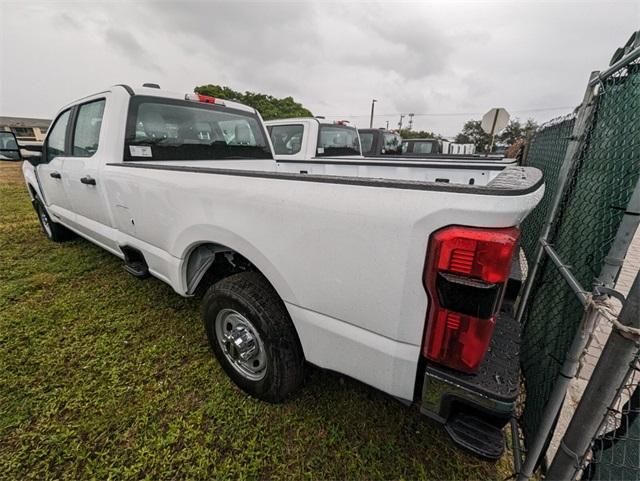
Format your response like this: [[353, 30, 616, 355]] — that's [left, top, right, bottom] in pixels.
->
[[265, 117, 362, 161], [23, 85, 544, 459]]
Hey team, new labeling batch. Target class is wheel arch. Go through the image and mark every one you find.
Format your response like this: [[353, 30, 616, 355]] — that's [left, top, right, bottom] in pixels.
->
[[175, 226, 297, 305]]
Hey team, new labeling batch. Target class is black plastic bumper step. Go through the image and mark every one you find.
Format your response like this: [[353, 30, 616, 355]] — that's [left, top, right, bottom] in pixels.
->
[[444, 412, 505, 460], [123, 260, 149, 278]]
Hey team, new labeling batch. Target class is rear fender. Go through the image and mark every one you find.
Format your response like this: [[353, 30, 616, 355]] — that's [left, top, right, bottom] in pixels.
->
[[174, 224, 297, 304]]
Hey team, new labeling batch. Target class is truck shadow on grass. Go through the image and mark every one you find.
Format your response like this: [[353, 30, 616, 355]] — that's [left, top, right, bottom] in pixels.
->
[[0, 162, 510, 480]]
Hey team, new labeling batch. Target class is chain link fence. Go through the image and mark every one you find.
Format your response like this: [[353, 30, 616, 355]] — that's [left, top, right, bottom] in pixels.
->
[[515, 36, 640, 479], [520, 114, 575, 259], [583, 352, 640, 481]]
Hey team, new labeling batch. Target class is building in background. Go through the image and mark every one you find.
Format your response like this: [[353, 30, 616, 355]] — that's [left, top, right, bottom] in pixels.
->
[[0, 116, 51, 143]]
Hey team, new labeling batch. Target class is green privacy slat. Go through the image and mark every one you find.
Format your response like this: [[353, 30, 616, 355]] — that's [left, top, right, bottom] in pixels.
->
[[520, 61, 640, 470]]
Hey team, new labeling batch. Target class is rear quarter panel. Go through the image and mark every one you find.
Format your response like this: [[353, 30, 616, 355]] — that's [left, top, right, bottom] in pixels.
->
[[103, 165, 543, 347]]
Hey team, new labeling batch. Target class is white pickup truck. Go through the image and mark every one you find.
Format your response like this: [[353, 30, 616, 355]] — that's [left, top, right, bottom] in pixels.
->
[[265, 117, 363, 160], [22, 85, 544, 459]]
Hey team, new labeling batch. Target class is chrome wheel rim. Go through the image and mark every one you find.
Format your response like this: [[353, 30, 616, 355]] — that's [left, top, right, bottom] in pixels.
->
[[214, 308, 267, 381], [38, 205, 52, 237]]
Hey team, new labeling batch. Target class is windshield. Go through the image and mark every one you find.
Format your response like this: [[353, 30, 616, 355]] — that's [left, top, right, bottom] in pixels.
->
[[317, 124, 361, 157], [359, 132, 374, 154], [124, 96, 272, 161]]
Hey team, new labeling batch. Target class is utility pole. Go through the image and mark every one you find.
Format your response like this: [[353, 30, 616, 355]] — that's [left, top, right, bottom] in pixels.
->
[[408, 113, 414, 131], [369, 99, 377, 128], [398, 114, 405, 131]]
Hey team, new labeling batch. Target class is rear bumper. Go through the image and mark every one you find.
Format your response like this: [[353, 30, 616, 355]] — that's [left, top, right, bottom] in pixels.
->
[[420, 307, 520, 426]]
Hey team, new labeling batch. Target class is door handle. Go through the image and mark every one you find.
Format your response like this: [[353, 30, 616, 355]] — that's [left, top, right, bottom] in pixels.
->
[[50, 171, 62, 179], [80, 176, 96, 186]]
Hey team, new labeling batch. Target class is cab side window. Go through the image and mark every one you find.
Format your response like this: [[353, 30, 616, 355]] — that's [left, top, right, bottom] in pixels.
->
[[73, 99, 106, 157], [46, 110, 71, 162]]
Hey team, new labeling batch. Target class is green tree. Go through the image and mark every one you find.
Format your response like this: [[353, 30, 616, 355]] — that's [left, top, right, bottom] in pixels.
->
[[455, 117, 539, 153], [398, 129, 442, 140], [498, 118, 538, 146], [498, 119, 523, 146], [454, 119, 492, 152], [194, 84, 313, 120], [523, 118, 539, 138]]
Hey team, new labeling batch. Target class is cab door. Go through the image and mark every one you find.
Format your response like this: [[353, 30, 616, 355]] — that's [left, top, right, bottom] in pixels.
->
[[62, 97, 117, 250], [37, 109, 75, 222]]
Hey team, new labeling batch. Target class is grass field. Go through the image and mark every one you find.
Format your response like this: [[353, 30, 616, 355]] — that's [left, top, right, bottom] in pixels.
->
[[0, 161, 512, 480]]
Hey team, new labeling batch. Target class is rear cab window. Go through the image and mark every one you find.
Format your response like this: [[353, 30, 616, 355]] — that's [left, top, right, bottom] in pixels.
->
[[382, 133, 402, 154], [124, 96, 272, 161], [268, 124, 303, 155], [413, 141, 436, 154], [359, 132, 374, 155], [317, 124, 361, 157]]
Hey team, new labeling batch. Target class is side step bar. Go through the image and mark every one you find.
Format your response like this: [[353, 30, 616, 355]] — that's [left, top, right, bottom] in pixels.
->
[[120, 246, 150, 279], [444, 412, 505, 460]]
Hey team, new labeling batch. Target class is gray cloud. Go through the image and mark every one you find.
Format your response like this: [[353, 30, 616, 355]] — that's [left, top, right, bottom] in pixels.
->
[[104, 27, 164, 74], [1, 0, 638, 137]]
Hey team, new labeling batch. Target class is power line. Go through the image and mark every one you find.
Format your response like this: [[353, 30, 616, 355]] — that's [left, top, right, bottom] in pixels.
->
[[320, 105, 575, 118]]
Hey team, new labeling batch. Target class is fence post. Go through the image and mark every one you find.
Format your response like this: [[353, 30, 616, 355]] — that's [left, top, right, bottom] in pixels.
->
[[515, 71, 599, 326], [546, 272, 640, 480], [515, 71, 599, 481]]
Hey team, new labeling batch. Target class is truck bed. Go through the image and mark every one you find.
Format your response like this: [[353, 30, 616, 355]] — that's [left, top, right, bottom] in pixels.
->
[[112, 158, 541, 195]]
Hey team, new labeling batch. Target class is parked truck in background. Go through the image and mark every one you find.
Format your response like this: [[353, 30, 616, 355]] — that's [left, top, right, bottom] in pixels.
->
[[22, 85, 544, 460], [265, 117, 362, 161], [401, 137, 442, 155], [441, 140, 476, 155], [358, 129, 511, 165], [0, 131, 21, 160], [358, 128, 403, 156]]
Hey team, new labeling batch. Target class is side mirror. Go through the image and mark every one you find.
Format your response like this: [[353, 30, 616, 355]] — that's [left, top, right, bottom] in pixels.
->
[[0, 131, 22, 161]]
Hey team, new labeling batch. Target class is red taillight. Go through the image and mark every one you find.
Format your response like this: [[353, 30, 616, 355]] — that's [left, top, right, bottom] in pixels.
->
[[434, 226, 519, 283], [422, 226, 519, 373]]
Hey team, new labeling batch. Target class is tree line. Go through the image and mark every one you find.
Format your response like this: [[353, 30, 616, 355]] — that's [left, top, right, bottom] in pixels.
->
[[194, 84, 312, 120], [453, 118, 538, 152], [194, 84, 537, 152]]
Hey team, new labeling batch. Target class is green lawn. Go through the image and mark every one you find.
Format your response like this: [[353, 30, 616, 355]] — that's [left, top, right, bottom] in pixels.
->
[[0, 162, 512, 480]]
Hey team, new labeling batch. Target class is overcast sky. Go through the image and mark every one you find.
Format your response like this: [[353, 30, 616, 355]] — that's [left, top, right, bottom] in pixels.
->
[[1, 0, 638, 137]]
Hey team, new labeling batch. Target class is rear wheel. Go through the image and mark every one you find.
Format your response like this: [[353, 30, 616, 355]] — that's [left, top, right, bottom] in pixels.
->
[[202, 271, 305, 403], [34, 197, 73, 242]]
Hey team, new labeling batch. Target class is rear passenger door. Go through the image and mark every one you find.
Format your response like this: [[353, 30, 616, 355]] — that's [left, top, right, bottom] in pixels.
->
[[62, 96, 116, 249]]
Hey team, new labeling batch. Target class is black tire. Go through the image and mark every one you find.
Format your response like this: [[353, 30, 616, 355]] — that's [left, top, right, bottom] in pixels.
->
[[202, 271, 305, 403], [34, 196, 73, 242]]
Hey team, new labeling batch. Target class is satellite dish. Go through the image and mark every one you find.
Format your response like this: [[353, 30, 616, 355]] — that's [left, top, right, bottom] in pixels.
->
[[481, 108, 510, 135]]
